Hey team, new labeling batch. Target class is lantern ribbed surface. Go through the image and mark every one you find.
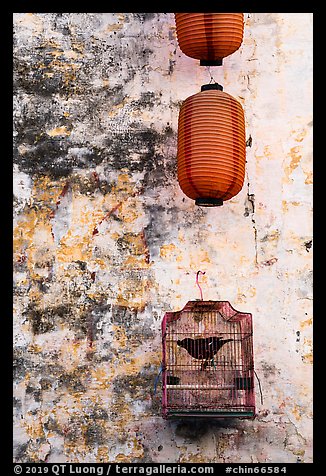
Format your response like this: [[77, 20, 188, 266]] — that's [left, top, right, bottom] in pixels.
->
[[177, 88, 246, 205], [174, 13, 244, 63]]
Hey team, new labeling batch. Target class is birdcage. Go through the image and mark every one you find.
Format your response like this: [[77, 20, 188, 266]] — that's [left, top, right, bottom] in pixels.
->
[[161, 300, 255, 419]]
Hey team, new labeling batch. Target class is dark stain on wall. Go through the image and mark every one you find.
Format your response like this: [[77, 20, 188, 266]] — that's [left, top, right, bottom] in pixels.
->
[[175, 420, 211, 441], [105, 127, 175, 175], [113, 368, 156, 401], [13, 396, 22, 411], [88, 405, 109, 421], [13, 349, 36, 381], [58, 366, 89, 393], [133, 13, 156, 22], [70, 173, 113, 196], [25, 384, 43, 402], [14, 443, 31, 463], [84, 422, 106, 446], [64, 416, 85, 442], [25, 303, 71, 335], [111, 305, 139, 327], [13, 140, 106, 178], [304, 240, 312, 252], [14, 122, 176, 183]]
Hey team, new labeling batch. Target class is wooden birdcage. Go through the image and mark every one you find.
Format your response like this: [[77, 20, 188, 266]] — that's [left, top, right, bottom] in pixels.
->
[[161, 300, 255, 419]]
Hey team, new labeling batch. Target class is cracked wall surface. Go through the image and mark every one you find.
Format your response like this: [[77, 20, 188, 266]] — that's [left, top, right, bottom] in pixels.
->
[[13, 13, 313, 463]]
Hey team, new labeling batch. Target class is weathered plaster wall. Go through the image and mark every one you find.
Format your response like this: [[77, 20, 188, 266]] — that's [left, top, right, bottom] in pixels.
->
[[13, 13, 313, 463]]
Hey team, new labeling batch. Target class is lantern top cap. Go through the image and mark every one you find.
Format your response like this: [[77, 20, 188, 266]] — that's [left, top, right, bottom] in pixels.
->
[[201, 83, 223, 92]]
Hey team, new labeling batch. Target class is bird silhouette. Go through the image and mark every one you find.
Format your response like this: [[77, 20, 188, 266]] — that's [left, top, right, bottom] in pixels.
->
[[177, 336, 233, 369]]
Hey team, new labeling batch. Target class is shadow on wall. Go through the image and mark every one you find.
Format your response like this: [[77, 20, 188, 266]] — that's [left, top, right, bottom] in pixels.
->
[[170, 417, 241, 439]]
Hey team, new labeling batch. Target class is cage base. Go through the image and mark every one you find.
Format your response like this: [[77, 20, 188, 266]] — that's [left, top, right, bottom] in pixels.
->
[[163, 409, 255, 419]]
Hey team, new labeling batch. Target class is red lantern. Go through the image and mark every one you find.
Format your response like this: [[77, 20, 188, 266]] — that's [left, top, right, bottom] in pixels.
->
[[177, 83, 246, 206], [174, 13, 244, 66]]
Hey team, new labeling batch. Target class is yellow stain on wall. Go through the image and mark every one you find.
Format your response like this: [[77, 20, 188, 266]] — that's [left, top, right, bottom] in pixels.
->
[[54, 192, 109, 264], [113, 173, 137, 194], [189, 249, 211, 268], [255, 145, 272, 162], [59, 339, 88, 372], [302, 164, 313, 185], [160, 243, 176, 259], [123, 256, 150, 269], [160, 243, 184, 263], [178, 231, 186, 243], [116, 352, 161, 378], [64, 50, 83, 60], [56, 231, 93, 264], [292, 128, 307, 143], [248, 286, 257, 297], [263, 145, 272, 158], [70, 39, 85, 55], [105, 22, 124, 32], [284, 146, 302, 181], [96, 446, 110, 463], [107, 99, 129, 117], [46, 125, 71, 137], [115, 289, 147, 312], [114, 454, 134, 463], [180, 452, 209, 463], [90, 365, 116, 390], [282, 200, 302, 213], [14, 212, 54, 266], [304, 170, 313, 185], [27, 344, 42, 354], [302, 352, 313, 364], [23, 412, 46, 440], [302, 337, 313, 364], [34, 40, 82, 91], [300, 317, 312, 329], [292, 404, 302, 421], [119, 202, 140, 224], [266, 230, 281, 241], [131, 437, 145, 458], [115, 442, 144, 462], [13, 176, 67, 280]]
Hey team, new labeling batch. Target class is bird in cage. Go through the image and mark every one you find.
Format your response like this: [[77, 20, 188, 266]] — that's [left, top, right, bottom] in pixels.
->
[[177, 336, 233, 369]]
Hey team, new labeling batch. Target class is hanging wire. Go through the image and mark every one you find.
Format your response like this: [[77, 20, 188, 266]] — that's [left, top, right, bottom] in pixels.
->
[[254, 369, 264, 405], [196, 270, 206, 300], [153, 363, 163, 395], [206, 66, 217, 84]]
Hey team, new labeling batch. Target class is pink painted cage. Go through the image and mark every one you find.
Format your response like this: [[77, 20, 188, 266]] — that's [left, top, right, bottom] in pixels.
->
[[161, 301, 256, 419]]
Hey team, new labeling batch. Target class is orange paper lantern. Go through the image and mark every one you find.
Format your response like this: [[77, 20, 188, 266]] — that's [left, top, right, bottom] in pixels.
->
[[177, 83, 246, 206], [174, 13, 244, 66]]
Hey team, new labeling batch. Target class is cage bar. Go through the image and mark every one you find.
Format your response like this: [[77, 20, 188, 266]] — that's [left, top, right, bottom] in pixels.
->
[[161, 301, 255, 419]]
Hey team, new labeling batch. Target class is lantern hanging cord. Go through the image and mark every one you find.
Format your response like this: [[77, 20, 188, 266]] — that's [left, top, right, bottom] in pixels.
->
[[196, 270, 206, 300], [206, 66, 217, 84]]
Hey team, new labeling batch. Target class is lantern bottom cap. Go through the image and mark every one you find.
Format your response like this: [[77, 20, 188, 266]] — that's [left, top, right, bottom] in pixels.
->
[[200, 59, 223, 66], [195, 197, 223, 207]]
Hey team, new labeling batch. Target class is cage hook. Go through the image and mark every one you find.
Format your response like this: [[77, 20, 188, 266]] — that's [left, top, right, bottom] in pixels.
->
[[196, 270, 206, 300]]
